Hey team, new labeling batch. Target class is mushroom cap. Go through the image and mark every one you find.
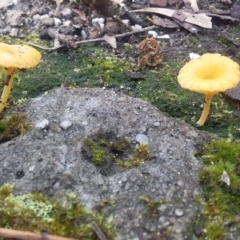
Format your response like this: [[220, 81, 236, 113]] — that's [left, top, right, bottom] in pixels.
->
[[177, 53, 240, 94], [0, 42, 41, 69]]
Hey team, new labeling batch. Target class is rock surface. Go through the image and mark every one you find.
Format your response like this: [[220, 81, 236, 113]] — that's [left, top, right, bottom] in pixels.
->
[[0, 87, 211, 239]]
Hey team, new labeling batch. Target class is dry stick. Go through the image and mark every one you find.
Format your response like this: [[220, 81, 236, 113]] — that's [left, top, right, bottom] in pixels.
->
[[0, 228, 76, 240], [91, 222, 108, 240], [28, 42, 65, 52], [74, 25, 158, 47], [29, 25, 158, 51]]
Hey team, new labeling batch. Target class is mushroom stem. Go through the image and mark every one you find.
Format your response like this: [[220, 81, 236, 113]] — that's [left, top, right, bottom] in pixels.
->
[[0, 68, 17, 113], [197, 92, 215, 126]]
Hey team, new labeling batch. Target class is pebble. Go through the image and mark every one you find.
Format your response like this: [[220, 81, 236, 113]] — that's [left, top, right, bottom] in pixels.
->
[[28, 165, 35, 172], [135, 134, 149, 144], [61, 8, 72, 18], [153, 121, 160, 127], [9, 27, 18, 37], [54, 17, 61, 27], [35, 119, 49, 130], [41, 17, 54, 26], [175, 208, 184, 217], [60, 120, 72, 130]]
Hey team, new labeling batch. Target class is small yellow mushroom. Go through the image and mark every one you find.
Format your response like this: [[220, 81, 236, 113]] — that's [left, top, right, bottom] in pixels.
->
[[177, 53, 240, 126], [0, 42, 41, 113]]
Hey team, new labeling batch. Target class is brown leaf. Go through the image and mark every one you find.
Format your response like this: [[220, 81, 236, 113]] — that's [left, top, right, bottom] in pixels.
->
[[152, 15, 179, 28], [72, 9, 87, 22], [131, 8, 212, 28], [103, 34, 117, 49]]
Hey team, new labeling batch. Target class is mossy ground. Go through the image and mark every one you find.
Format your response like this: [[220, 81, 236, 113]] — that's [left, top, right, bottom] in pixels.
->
[[192, 139, 240, 240]]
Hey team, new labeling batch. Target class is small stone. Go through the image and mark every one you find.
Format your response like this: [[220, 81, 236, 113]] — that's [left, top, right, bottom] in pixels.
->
[[158, 204, 167, 212], [35, 119, 49, 130], [175, 208, 184, 217], [54, 18, 61, 27], [153, 121, 160, 127], [60, 120, 72, 130], [135, 134, 149, 144], [29, 165, 35, 172], [9, 28, 18, 37], [32, 14, 40, 21], [41, 17, 54, 26], [82, 121, 88, 125], [61, 8, 72, 18]]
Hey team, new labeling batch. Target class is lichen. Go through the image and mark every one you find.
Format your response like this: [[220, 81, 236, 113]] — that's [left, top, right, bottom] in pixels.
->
[[0, 184, 116, 239]]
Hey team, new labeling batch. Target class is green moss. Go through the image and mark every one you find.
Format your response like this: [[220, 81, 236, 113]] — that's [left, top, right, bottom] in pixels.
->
[[84, 138, 106, 165], [0, 113, 31, 143], [0, 184, 116, 239], [82, 131, 153, 175], [116, 143, 151, 168], [196, 139, 240, 239], [139, 195, 165, 217]]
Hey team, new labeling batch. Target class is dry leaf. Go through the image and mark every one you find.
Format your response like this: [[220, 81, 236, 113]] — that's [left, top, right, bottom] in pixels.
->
[[103, 34, 117, 48], [185, 0, 199, 13], [131, 8, 212, 29], [55, 0, 63, 6], [54, 0, 63, 16], [152, 15, 179, 28], [72, 9, 87, 22], [220, 170, 231, 186]]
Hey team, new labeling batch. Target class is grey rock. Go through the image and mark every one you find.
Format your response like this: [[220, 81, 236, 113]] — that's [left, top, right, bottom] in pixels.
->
[[0, 87, 211, 240]]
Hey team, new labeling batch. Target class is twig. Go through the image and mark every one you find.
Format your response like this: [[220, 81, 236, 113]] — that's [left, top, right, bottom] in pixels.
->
[[29, 26, 158, 51], [0, 228, 76, 240], [74, 26, 158, 47], [28, 42, 65, 52], [91, 222, 108, 240]]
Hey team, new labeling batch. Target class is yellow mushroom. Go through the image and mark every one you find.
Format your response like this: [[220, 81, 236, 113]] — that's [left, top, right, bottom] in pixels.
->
[[177, 53, 240, 126], [0, 42, 41, 113]]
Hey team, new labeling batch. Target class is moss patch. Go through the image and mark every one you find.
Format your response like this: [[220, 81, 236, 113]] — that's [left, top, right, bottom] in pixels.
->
[[82, 130, 152, 175], [195, 139, 240, 239], [0, 184, 115, 239], [0, 113, 31, 143]]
